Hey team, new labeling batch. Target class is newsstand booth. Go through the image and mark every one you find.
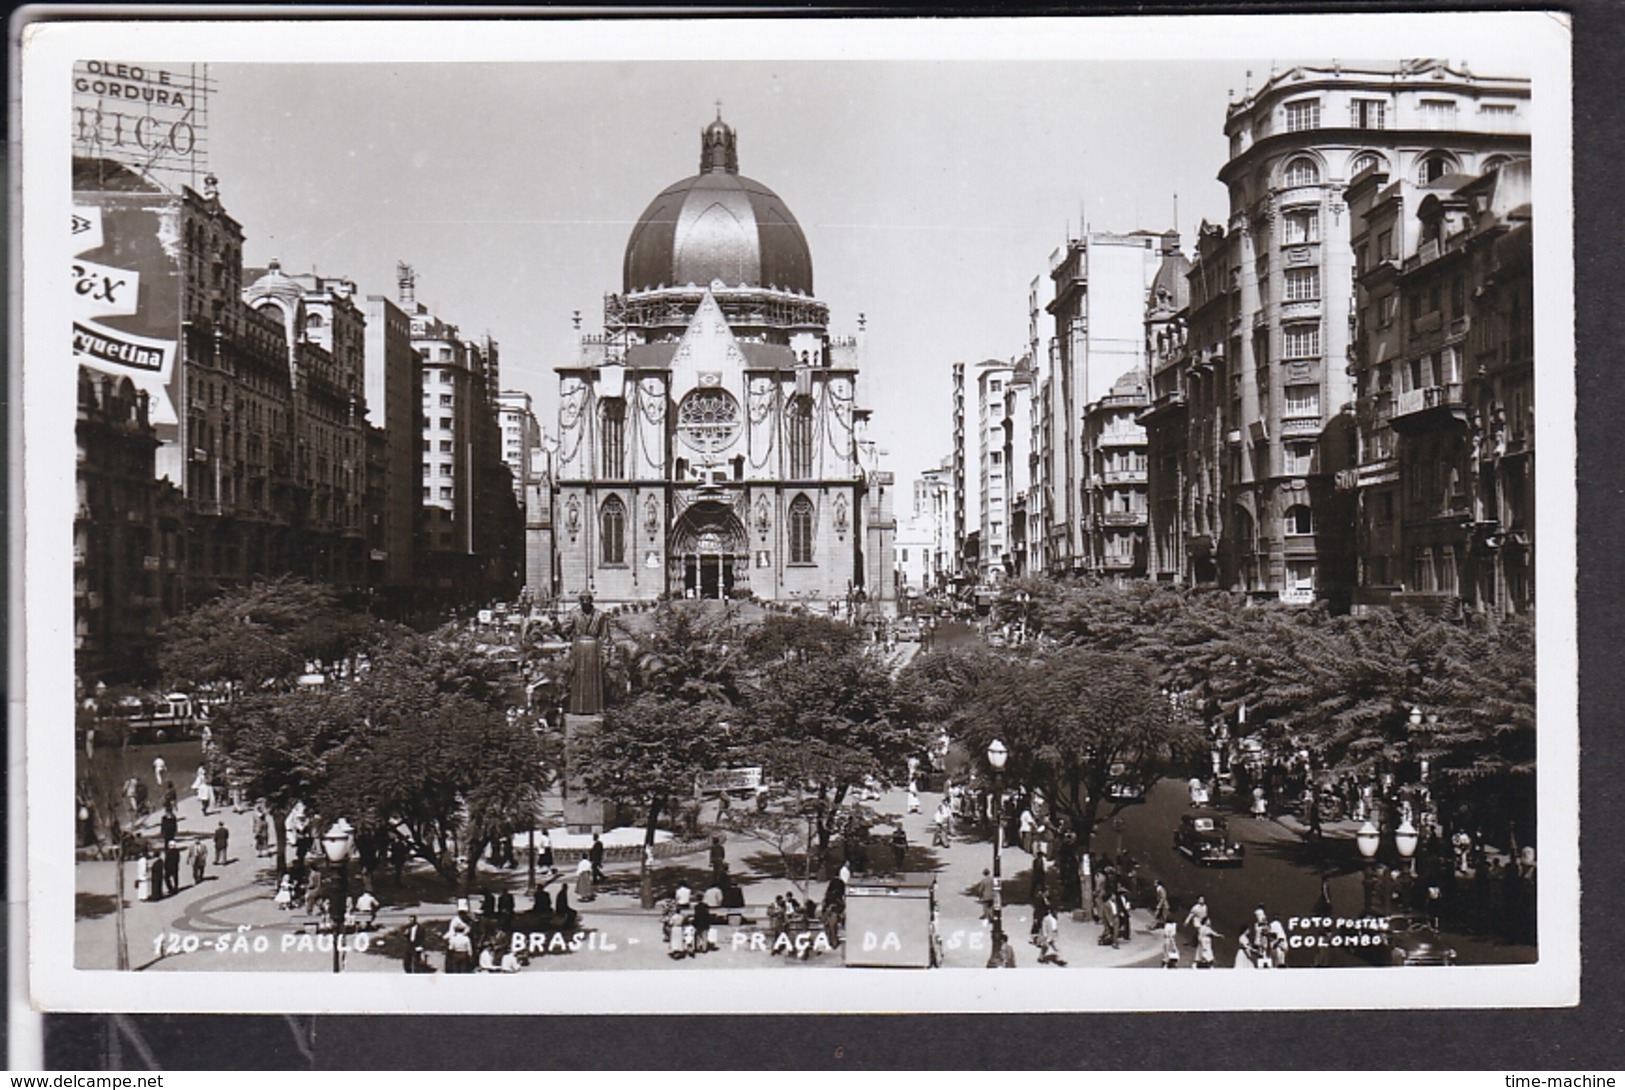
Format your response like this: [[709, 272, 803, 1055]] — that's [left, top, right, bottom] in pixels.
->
[[843, 874, 936, 968]]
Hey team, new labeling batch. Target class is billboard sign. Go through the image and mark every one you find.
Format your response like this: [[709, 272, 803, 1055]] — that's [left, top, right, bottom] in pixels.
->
[[72, 60, 211, 193], [71, 193, 183, 424]]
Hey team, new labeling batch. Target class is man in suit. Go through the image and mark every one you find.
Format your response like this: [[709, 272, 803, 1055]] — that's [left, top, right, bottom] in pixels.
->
[[589, 833, 607, 883]]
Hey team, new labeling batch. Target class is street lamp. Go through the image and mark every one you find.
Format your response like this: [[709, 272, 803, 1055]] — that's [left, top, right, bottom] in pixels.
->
[[321, 818, 355, 974], [1394, 817, 1419, 876], [1357, 819, 1387, 917], [986, 739, 1009, 968]]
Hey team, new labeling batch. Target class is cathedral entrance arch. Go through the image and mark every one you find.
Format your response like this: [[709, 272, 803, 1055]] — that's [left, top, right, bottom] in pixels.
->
[[669, 502, 749, 600]]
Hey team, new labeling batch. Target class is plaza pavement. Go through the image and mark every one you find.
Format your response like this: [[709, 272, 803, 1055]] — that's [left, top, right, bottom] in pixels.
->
[[75, 776, 1160, 974]]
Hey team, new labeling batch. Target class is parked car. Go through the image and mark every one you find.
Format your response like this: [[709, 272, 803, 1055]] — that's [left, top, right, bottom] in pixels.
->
[[1105, 762, 1147, 803], [1380, 912, 1458, 966], [1174, 811, 1245, 866]]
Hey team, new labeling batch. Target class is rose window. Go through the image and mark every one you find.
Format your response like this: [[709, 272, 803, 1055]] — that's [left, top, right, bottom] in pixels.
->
[[676, 389, 742, 453]]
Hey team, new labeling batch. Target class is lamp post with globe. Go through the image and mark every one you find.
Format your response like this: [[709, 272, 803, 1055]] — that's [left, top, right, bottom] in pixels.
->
[[986, 739, 1010, 968], [321, 819, 355, 974], [1357, 819, 1386, 917]]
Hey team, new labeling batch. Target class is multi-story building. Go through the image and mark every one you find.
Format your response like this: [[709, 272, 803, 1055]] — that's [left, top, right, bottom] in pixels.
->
[[914, 456, 954, 590], [1001, 358, 1035, 580], [1349, 158, 1533, 616], [361, 293, 424, 597], [496, 389, 556, 601], [950, 360, 968, 589], [74, 371, 184, 682], [1082, 369, 1151, 577], [1207, 58, 1529, 605], [553, 115, 883, 608], [1044, 229, 1181, 574], [399, 266, 520, 605], [975, 359, 1014, 581]]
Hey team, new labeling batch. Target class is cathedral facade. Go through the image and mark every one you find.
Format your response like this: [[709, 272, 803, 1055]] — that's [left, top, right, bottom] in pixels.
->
[[554, 116, 884, 606]]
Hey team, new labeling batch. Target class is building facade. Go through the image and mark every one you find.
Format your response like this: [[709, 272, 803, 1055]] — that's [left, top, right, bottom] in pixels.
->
[[1349, 159, 1533, 616], [1205, 58, 1530, 605], [1043, 229, 1180, 574], [552, 116, 883, 607], [361, 293, 424, 596]]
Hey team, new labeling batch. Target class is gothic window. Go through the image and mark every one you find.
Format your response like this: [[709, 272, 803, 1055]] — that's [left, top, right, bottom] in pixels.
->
[[676, 389, 741, 454], [788, 396, 814, 479], [789, 494, 814, 564], [601, 495, 626, 566], [600, 399, 626, 478]]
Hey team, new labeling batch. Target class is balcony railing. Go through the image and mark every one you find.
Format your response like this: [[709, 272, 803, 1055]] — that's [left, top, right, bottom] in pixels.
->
[[1101, 511, 1146, 527], [1394, 382, 1465, 418], [1279, 415, 1322, 437], [1102, 469, 1148, 484]]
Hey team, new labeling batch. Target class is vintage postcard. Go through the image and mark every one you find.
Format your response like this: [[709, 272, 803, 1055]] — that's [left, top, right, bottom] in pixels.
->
[[18, 11, 1577, 1012]]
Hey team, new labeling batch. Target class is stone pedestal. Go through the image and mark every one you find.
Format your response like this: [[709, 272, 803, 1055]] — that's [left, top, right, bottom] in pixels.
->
[[563, 713, 616, 833]]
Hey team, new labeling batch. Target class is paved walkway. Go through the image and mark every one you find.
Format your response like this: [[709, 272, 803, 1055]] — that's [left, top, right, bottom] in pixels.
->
[[75, 780, 1158, 973]]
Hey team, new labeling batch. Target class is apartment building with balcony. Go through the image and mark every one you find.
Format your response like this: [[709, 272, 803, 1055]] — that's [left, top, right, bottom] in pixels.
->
[[1213, 58, 1529, 605], [1082, 369, 1151, 576], [1349, 158, 1533, 616]]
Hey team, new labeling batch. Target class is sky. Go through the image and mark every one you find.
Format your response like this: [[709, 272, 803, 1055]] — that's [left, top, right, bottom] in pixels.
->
[[180, 18, 1540, 504], [203, 58, 1242, 496]]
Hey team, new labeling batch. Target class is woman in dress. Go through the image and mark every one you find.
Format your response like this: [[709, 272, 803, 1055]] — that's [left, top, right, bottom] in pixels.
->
[[574, 854, 595, 902]]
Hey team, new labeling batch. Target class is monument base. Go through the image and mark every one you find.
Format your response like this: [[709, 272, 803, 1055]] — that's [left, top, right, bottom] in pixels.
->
[[563, 713, 616, 834]]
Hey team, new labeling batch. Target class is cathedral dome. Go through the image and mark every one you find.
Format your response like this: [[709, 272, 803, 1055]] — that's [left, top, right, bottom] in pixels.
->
[[623, 115, 814, 297]]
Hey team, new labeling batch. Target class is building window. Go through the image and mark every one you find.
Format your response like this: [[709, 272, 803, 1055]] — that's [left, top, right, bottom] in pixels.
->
[[600, 399, 626, 478], [440, 417, 452, 432], [788, 397, 814, 479], [438, 394, 452, 407], [900, 548, 909, 562], [1417, 152, 1457, 184], [1284, 504, 1313, 535], [1285, 560, 1316, 601], [440, 463, 453, 477], [1350, 151, 1387, 178], [599, 496, 626, 565], [1282, 208, 1320, 245], [1351, 99, 1387, 130], [1413, 547, 1437, 592], [1284, 267, 1320, 302], [439, 486, 453, 500], [789, 494, 814, 564], [1283, 98, 1321, 133], [1419, 98, 1458, 130], [1282, 325, 1320, 359], [422, 486, 430, 500], [1284, 384, 1320, 416], [440, 440, 453, 453], [421, 439, 430, 452], [1283, 441, 1314, 475], [1282, 156, 1320, 188]]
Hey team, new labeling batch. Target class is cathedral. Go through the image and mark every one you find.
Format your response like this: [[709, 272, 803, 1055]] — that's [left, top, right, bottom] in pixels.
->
[[554, 114, 892, 607]]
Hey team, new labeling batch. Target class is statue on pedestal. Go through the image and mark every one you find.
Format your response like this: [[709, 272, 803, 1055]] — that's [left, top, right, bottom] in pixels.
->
[[567, 592, 609, 716]]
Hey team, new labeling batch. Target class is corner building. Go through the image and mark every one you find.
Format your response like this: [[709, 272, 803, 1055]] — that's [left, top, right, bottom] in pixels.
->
[[554, 117, 883, 606], [1210, 59, 1529, 605]]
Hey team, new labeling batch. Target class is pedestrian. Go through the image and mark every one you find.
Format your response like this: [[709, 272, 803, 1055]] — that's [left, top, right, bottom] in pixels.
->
[[305, 870, 325, 918], [193, 767, 212, 816], [1030, 850, 1048, 904], [190, 840, 208, 886], [152, 755, 167, 788], [213, 820, 229, 865], [890, 826, 908, 872], [1193, 918, 1220, 968], [1036, 903, 1066, 966], [708, 836, 726, 886], [1161, 921, 1181, 968], [1153, 879, 1172, 928], [497, 889, 515, 930], [444, 912, 474, 974], [766, 895, 787, 955], [538, 829, 556, 877], [907, 780, 920, 815], [1184, 895, 1210, 931], [974, 868, 995, 921], [355, 889, 381, 930], [274, 873, 294, 910], [404, 915, 424, 973], [574, 854, 595, 902], [163, 840, 182, 897], [160, 806, 178, 848], [1099, 889, 1119, 948], [1306, 792, 1323, 842], [253, 808, 269, 857], [1019, 807, 1037, 854], [589, 833, 606, 883]]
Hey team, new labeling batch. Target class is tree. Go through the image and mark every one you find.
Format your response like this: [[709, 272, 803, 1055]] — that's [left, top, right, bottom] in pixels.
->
[[738, 642, 915, 864], [156, 577, 397, 693], [576, 604, 747, 906], [940, 646, 1205, 896]]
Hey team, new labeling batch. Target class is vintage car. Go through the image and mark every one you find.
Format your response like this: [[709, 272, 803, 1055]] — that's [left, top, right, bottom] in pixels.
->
[[1380, 912, 1458, 966], [1105, 762, 1147, 803], [1173, 810, 1245, 866]]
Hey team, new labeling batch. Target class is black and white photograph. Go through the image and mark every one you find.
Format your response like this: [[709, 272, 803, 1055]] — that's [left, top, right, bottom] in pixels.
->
[[20, 12, 1577, 1014]]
